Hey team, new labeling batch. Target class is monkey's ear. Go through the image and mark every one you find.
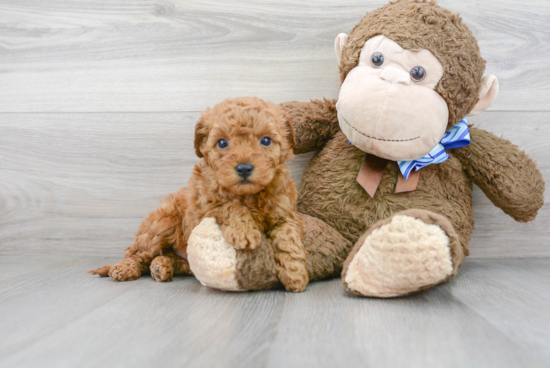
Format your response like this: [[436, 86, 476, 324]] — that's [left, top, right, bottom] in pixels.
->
[[468, 75, 499, 116], [194, 116, 210, 158], [281, 110, 296, 150], [335, 33, 349, 65]]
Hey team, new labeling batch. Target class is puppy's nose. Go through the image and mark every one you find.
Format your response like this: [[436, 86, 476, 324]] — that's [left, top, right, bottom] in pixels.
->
[[236, 163, 254, 179]]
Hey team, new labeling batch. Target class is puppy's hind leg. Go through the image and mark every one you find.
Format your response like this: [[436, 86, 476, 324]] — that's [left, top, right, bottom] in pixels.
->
[[150, 250, 192, 282], [89, 188, 188, 281]]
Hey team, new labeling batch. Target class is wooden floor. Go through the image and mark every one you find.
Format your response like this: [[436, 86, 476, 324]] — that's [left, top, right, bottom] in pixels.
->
[[0, 256, 549, 368], [1, 1, 549, 367]]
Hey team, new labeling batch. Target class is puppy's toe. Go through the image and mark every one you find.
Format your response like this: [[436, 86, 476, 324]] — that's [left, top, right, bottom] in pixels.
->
[[108, 259, 141, 281], [150, 256, 174, 282], [222, 226, 248, 250], [231, 235, 249, 250], [277, 262, 309, 293], [246, 229, 262, 250]]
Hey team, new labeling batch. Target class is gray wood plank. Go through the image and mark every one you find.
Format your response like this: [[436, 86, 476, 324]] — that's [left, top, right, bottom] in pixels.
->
[[0, 0, 548, 112], [0, 256, 141, 360], [0, 111, 547, 257], [452, 259, 550, 364], [0, 256, 549, 368]]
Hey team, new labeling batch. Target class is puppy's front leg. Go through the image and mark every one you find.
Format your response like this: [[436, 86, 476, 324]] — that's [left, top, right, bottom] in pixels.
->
[[270, 219, 309, 292], [213, 202, 262, 250]]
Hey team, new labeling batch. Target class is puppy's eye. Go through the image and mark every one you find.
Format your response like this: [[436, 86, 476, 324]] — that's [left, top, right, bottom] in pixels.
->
[[260, 137, 272, 147], [410, 66, 426, 81], [217, 139, 228, 149], [371, 52, 384, 68]]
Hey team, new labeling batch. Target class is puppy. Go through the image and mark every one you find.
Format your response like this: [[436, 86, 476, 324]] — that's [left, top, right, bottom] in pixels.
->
[[89, 97, 309, 292]]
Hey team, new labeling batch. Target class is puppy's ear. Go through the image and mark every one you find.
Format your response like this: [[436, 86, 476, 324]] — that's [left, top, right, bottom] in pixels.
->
[[194, 115, 210, 158]]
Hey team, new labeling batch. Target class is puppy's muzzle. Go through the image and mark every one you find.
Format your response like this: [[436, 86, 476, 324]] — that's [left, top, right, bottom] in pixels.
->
[[235, 163, 254, 180]]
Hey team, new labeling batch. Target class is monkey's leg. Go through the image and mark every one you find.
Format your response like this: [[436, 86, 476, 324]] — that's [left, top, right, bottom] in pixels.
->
[[185, 215, 352, 291], [234, 214, 351, 290], [341, 209, 465, 298], [150, 250, 192, 282], [299, 214, 353, 282], [89, 189, 188, 281]]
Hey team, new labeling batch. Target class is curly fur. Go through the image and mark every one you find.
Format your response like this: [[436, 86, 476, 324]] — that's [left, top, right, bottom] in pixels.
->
[[89, 97, 309, 292]]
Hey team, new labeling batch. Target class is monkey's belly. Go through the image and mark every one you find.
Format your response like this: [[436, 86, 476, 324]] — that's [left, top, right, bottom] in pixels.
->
[[297, 132, 474, 250]]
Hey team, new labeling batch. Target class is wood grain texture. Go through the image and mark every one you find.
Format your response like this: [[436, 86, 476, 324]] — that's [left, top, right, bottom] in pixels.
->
[[0, 256, 549, 368], [1, 2, 548, 367], [0, 111, 547, 257], [0, 0, 548, 112]]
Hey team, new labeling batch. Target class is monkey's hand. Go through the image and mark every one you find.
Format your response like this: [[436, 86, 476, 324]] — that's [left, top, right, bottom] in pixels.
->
[[455, 127, 545, 222], [280, 99, 341, 154]]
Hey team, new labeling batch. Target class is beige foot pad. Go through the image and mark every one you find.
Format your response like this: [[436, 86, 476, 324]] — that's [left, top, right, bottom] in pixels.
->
[[187, 218, 244, 291], [344, 215, 453, 297]]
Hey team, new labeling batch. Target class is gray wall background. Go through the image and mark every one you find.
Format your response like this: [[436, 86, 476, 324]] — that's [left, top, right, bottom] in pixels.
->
[[1, 0, 548, 257]]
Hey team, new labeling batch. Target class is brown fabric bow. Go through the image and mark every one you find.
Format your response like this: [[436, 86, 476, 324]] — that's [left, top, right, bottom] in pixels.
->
[[356, 154, 420, 198]]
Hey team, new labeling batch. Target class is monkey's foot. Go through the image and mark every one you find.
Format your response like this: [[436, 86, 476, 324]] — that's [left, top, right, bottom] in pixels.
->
[[187, 218, 244, 291], [342, 209, 464, 297], [187, 218, 280, 292], [150, 256, 174, 282]]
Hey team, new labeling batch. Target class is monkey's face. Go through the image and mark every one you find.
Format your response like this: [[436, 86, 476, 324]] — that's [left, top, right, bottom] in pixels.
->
[[336, 35, 449, 161]]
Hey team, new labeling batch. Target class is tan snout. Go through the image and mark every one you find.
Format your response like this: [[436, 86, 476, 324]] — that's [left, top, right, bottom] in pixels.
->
[[380, 66, 410, 85], [336, 66, 448, 161]]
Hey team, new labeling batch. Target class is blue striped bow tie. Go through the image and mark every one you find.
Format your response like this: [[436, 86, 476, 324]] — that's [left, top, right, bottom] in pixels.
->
[[398, 118, 470, 180]]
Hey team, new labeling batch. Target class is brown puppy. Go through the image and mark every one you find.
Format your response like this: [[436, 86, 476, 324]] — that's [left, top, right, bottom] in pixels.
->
[[89, 97, 309, 292]]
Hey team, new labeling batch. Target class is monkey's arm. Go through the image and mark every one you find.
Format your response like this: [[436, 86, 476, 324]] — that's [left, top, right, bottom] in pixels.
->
[[280, 99, 341, 154], [454, 127, 545, 222]]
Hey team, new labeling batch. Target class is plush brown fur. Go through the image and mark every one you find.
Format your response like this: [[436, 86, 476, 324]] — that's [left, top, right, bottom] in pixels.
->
[[277, 0, 544, 295], [89, 97, 309, 292], [340, 0, 486, 128], [280, 98, 544, 291]]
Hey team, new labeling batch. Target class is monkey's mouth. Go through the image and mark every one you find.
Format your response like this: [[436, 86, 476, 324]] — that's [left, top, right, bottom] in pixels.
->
[[339, 115, 420, 142]]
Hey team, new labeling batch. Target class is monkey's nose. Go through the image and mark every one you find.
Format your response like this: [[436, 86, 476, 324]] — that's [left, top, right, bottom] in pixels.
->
[[380, 66, 410, 85], [236, 163, 254, 179]]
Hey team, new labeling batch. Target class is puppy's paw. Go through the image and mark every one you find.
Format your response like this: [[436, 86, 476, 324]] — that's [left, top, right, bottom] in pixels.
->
[[277, 261, 309, 293], [150, 256, 174, 282], [108, 259, 141, 281], [223, 224, 262, 250]]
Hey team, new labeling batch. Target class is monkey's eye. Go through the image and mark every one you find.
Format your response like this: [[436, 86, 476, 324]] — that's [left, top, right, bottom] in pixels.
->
[[260, 136, 272, 147], [217, 138, 229, 149], [371, 52, 384, 68], [410, 66, 426, 82]]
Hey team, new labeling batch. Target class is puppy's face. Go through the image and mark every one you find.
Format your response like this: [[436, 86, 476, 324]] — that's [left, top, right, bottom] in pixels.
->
[[194, 97, 295, 196]]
